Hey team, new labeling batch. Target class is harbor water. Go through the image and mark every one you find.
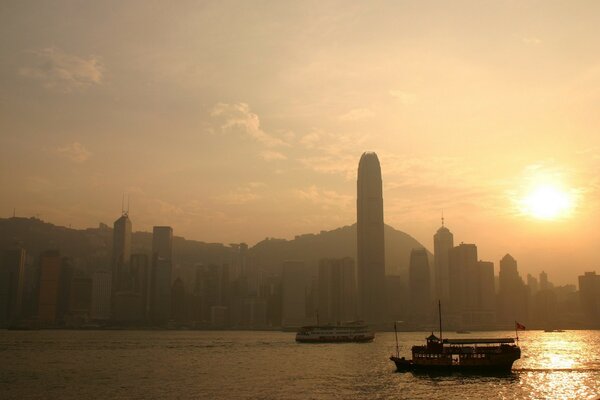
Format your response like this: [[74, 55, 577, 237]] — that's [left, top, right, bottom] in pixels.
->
[[1, 330, 599, 399]]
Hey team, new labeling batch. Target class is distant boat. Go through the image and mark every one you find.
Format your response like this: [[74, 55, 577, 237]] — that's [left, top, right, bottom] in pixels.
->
[[389, 301, 521, 374], [295, 321, 374, 343], [543, 329, 565, 333], [456, 330, 471, 334]]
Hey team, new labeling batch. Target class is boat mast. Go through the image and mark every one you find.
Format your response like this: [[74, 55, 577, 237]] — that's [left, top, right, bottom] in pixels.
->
[[394, 321, 399, 358], [438, 300, 443, 342]]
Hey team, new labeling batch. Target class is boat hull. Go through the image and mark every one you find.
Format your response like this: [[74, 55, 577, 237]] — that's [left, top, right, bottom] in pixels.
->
[[390, 355, 518, 374], [296, 335, 374, 343]]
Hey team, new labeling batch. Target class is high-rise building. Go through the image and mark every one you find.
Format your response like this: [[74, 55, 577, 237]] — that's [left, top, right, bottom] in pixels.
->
[[281, 260, 308, 327], [498, 254, 528, 326], [448, 243, 478, 315], [409, 248, 431, 324], [318, 257, 357, 324], [476, 260, 496, 327], [356, 151, 387, 323], [112, 211, 132, 293], [433, 221, 454, 304], [527, 274, 539, 296], [91, 270, 112, 321], [38, 250, 62, 325], [0, 248, 26, 327], [150, 226, 173, 325], [578, 271, 600, 326]]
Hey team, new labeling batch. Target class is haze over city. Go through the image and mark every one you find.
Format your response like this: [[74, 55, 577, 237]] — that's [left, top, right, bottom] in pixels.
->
[[2, 1, 600, 285]]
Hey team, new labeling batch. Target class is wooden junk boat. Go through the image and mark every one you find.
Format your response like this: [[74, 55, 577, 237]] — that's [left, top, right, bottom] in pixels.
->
[[390, 302, 521, 373]]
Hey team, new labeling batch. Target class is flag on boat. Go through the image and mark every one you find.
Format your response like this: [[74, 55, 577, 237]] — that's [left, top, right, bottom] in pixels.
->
[[515, 321, 526, 331]]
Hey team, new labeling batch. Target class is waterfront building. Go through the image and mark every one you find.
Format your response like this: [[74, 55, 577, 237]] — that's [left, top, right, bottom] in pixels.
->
[[318, 257, 357, 324], [433, 220, 454, 305], [356, 151, 387, 323], [91, 270, 112, 321], [0, 248, 26, 327], [38, 250, 63, 325], [578, 271, 600, 326], [281, 260, 308, 327], [409, 248, 431, 324], [111, 211, 132, 293], [149, 226, 173, 325], [498, 254, 528, 326]]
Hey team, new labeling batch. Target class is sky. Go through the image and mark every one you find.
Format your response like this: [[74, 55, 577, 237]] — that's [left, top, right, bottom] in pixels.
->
[[1, 1, 600, 284]]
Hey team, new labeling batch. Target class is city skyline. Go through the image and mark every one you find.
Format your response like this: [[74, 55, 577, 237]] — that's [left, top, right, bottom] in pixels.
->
[[3, 2, 600, 286]]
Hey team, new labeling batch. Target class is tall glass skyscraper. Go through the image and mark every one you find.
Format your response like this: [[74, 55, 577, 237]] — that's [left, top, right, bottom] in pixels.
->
[[356, 152, 386, 323]]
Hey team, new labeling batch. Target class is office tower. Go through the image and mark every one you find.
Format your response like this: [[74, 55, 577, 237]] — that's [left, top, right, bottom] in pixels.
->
[[448, 243, 478, 314], [0, 248, 26, 327], [539, 271, 550, 291], [356, 151, 387, 323], [498, 254, 528, 326], [171, 277, 187, 325], [527, 274, 539, 296], [38, 250, 62, 325], [433, 220, 454, 304], [112, 211, 132, 293], [578, 271, 600, 326], [150, 226, 173, 325], [68, 272, 92, 322], [318, 257, 357, 324], [130, 253, 150, 319], [476, 260, 496, 327], [281, 260, 308, 327], [409, 248, 431, 323], [91, 270, 112, 321], [193, 264, 229, 326]]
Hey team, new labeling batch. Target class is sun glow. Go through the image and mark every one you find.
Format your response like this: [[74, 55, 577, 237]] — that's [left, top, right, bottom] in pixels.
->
[[520, 185, 574, 220]]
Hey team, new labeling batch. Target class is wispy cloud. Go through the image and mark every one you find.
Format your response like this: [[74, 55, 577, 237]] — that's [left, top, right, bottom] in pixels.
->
[[19, 47, 103, 92], [522, 37, 542, 45], [215, 183, 265, 205], [210, 102, 288, 147], [55, 142, 91, 163], [260, 150, 287, 161], [338, 108, 375, 122], [293, 185, 353, 211], [389, 90, 416, 105]]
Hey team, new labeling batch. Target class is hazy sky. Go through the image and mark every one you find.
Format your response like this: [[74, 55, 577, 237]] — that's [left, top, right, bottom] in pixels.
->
[[2, 1, 600, 284]]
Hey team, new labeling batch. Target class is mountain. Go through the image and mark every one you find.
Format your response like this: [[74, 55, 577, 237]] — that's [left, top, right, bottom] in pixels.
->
[[248, 223, 431, 277], [0, 217, 431, 278]]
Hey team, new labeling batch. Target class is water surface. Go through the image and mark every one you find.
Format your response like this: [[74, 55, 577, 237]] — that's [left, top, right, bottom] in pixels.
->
[[1, 330, 599, 399]]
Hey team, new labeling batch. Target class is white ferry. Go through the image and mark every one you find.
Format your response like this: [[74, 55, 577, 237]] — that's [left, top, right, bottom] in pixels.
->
[[295, 322, 374, 343]]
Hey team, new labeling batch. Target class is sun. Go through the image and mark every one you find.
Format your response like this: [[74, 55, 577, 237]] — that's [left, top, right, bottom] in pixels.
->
[[519, 185, 574, 220]]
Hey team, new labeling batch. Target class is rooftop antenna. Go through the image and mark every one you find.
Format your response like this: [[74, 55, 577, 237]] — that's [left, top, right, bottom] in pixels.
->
[[441, 210, 445, 227], [127, 195, 130, 215], [121, 194, 125, 216]]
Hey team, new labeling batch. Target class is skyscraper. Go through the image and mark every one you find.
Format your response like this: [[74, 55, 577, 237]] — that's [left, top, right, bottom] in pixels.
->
[[498, 254, 528, 326], [112, 210, 132, 293], [448, 243, 478, 327], [409, 248, 431, 324], [356, 151, 386, 323], [318, 257, 357, 324], [433, 220, 454, 304], [150, 226, 173, 325], [281, 260, 308, 328]]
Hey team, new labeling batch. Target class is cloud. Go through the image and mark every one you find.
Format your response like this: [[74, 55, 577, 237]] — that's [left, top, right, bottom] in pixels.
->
[[338, 108, 375, 122], [215, 183, 265, 205], [19, 47, 103, 91], [293, 185, 353, 211], [210, 102, 288, 147], [55, 142, 91, 163], [260, 150, 287, 161], [522, 37, 542, 45], [389, 90, 416, 105]]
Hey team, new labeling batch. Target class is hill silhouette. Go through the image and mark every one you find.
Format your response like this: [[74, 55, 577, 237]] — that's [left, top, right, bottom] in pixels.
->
[[0, 217, 431, 278]]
